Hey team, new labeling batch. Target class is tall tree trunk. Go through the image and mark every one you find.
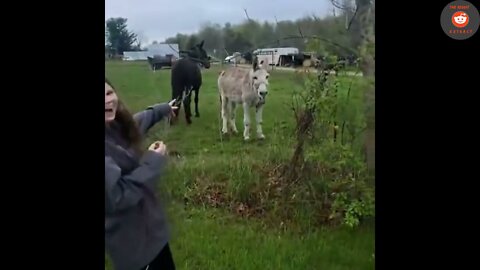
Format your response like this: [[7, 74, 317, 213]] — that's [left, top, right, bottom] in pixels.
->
[[356, 0, 375, 171]]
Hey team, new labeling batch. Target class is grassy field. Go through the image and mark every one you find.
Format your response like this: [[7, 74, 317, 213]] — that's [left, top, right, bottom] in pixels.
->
[[105, 61, 374, 270]]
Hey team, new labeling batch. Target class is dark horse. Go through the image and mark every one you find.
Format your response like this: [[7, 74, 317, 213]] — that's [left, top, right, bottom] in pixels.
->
[[170, 40, 211, 125]]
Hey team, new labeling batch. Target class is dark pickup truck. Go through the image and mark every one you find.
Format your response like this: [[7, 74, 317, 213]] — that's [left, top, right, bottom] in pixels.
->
[[147, 54, 177, 70]]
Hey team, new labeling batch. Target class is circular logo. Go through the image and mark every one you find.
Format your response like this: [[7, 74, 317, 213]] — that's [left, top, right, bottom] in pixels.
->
[[441, 0, 480, 40], [452, 11, 469, 27]]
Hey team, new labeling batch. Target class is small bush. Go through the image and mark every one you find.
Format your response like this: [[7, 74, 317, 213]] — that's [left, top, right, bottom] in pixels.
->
[[279, 71, 374, 228]]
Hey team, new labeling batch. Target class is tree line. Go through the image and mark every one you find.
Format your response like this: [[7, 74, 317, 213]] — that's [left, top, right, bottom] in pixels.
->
[[164, 14, 360, 59], [105, 13, 360, 59]]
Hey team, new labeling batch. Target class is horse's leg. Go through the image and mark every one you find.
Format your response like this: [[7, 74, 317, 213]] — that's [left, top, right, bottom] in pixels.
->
[[184, 89, 193, 124], [194, 88, 200, 118], [170, 88, 182, 125]]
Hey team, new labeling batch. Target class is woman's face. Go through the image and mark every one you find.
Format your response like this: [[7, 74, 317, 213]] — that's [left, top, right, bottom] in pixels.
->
[[105, 82, 119, 123]]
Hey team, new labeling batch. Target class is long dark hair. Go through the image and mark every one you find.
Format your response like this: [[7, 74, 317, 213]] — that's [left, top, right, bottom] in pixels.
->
[[105, 78, 143, 155]]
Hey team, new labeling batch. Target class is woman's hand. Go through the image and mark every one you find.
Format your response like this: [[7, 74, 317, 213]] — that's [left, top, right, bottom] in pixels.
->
[[168, 99, 179, 117], [148, 141, 167, 155]]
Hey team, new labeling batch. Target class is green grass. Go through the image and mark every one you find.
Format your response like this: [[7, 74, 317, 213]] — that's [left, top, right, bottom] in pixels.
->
[[166, 203, 374, 270], [105, 61, 374, 270]]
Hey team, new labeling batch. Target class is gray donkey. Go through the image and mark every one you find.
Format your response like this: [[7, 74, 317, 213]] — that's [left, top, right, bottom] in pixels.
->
[[218, 57, 270, 141]]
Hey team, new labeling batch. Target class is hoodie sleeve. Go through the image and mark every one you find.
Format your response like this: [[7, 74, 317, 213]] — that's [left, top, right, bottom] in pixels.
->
[[105, 151, 167, 214], [133, 103, 172, 135]]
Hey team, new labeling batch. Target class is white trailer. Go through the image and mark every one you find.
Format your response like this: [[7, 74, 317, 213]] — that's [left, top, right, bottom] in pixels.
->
[[252, 47, 299, 66]]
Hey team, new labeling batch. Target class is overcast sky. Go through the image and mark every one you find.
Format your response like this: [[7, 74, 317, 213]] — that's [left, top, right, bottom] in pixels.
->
[[105, 0, 333, 44]]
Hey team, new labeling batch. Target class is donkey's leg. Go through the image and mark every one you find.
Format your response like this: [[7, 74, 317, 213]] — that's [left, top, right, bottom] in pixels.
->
[[243, 102, 251, 141], [229, 103, 238, 134], [194, 88, 200, 118], [255, 104, 265, 139], [221, 97, 229, 134]]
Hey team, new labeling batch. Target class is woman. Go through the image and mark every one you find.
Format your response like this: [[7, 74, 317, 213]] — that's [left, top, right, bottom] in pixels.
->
[[105, 78, 178, 270]]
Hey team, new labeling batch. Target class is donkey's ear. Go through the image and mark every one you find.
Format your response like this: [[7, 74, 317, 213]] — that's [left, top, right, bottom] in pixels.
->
[[199, 40, 204, 48], [253, 59, 258, 71], [259, 59, 268, 69]]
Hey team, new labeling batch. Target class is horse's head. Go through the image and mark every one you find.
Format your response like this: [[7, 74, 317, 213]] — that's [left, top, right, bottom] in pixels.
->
[[189, 40, 211, 69]]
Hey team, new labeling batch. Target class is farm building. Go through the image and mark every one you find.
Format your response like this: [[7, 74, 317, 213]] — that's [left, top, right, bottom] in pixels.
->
[[123, 43, 180, 61]]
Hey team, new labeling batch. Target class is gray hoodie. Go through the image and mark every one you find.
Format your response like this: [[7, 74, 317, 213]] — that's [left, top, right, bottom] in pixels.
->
[[105, 103, 172, 270]]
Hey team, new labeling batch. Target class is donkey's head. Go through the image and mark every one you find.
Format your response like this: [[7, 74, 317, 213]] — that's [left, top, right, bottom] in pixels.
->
[[188, 40, 211, 69], [251, 56, 270, 103]]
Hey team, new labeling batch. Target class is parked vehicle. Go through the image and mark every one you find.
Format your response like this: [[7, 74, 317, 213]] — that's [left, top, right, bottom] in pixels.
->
[[147, 54, 177, 70]]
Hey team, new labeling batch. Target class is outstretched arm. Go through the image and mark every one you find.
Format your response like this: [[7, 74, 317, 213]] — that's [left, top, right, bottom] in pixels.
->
[[133, 103, 172, 135], [105, 151, 166, 214]]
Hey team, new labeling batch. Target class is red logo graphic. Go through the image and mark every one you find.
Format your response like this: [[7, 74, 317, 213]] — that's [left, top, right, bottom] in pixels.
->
[[452, 11, 469, 27]]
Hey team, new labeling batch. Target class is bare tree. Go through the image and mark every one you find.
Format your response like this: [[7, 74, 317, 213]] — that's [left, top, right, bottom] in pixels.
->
[[330, 0, 375, 170], [134, 30, 148, 50]]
